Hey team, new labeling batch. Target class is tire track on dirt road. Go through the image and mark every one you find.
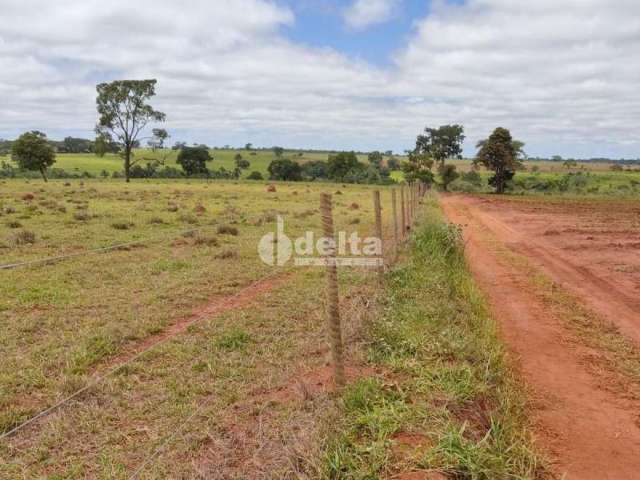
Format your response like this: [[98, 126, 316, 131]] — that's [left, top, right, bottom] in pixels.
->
[[441, 194, 640, 480]]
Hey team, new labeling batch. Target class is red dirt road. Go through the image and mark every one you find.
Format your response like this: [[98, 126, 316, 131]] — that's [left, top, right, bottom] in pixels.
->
[[441, 194, 640, 480]]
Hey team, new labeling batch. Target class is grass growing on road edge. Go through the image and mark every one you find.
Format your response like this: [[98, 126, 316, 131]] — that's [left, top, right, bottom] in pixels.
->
[[323, 197, 546, 479]]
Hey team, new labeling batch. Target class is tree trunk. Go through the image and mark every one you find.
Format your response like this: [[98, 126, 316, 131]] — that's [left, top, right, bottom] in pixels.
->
[[40, 167, 48, 183], [124, 145, 131, 183]]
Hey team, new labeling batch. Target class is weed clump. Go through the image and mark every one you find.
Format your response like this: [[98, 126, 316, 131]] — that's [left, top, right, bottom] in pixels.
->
[[6, 221, 22, 229], [215, 249, 238, 259], [73, 212, 91, 222], [217, 225, 239, 236], [13, 230, 36, 245], [111, 222, 134, 230]]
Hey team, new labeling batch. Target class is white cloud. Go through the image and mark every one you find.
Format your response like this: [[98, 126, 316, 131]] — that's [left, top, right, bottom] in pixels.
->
[[0, 0, 639, 157], [343, 0, 400, 30]]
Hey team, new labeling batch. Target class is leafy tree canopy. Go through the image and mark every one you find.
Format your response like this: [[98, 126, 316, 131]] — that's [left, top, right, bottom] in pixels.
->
[[11, 131, 56, 182], [415, 124, 465, 165], [327, 151, 361, 181], [268, 158, 302, 181], [474, 127, 525, 194], [176, 146, 212, 176]]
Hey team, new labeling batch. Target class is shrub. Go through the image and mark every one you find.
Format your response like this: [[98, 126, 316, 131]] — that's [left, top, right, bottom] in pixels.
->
[[178, 213, 198, 224], [194, 235, 219, 247], [247, 171, 264, 180], [148, 216, 165, 224], [6, 221, 22, 229]]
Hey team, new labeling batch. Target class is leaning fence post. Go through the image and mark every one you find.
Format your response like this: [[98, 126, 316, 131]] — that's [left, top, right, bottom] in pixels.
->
[[400, 186, 407, 239], [320, 193, 345, 387], [391, 189, 399, 260], [373, 190, 385, 285]]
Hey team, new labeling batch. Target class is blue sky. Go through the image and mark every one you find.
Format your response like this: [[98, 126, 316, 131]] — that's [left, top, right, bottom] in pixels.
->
[[1, 0, 639, 158], [281, 0, 431, 66]]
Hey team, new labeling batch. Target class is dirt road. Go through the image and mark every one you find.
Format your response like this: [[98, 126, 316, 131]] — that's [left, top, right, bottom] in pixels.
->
[[441, 194, 640, 480]]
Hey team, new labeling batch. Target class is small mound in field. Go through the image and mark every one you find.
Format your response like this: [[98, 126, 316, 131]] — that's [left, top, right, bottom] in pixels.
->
[[178, 213, 198, 224], [148, 216, 165, 225], [349, 202, 360, 210], [21, 193, 35, 201], [215, 248, 238, 259], [266, 185, 276, 192], [335, 190, 343, 195], [349, 218, 361, 225], [194, 204, 206, 215], [73, 212, 91, 222], [543, 229, 561, 236], [194, 235, 219, 247], [6, 221, 22, 229], [3, 206, 16, 214], [167, 203, 179, 212], [111, 222, 134, 230], [217, 225, 239, 236]]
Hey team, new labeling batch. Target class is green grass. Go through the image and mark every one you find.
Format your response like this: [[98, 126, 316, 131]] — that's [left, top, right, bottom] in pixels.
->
[[323, 197, 544, 479]]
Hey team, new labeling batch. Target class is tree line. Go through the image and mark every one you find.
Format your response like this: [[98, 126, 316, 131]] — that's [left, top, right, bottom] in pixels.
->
[[4, 77, 531, 192]]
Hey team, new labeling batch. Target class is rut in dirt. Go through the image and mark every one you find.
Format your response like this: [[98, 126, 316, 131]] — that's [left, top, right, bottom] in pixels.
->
[[442, 194, 640, 480]]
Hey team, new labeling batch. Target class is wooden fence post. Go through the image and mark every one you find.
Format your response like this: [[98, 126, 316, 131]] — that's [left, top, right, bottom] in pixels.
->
[[400, 186, 406, 239], [391, 189, 399, 260], [320, 193, 345, 387], [373, 190, 384, 284]]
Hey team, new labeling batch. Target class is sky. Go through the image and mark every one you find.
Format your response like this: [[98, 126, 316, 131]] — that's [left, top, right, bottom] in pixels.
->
[[0, 0, 639, 158]]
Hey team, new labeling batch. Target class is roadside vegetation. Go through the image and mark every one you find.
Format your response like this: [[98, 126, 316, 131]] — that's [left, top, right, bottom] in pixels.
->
[[322, 196, 545, 479]]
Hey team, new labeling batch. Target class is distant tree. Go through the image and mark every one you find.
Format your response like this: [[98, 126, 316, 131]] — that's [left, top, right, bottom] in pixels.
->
[[301, 160, 329, 180], [234, 153, 251, 170], [368, 151, 383, 170], [384, 150, 393, 156], [439, 164, 459, 191], [245, 143, 253, 151], [247, 171, 264, 180], [176, 146, 212, 176], [11, 131, 56, 182], [474, 127, 525, 194], [552, 155, 563, 162], [147, 128, 169, 151], [415, 124, 465, 166], [61, 136, 93, 153], [401, 151, 434, 184], [95, 79, 166, 182], [387, 157, 400, 170], [94, 134, 109, 157], [327, 152, 361, 181], [563, 159, 578, 169], [273, 146, 284, 157], [610, 164, 624, 172], [268, 158, 302, 181], [172, 141, 187, 151]]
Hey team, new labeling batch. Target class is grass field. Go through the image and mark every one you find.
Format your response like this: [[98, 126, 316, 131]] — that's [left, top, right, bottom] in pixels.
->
[[0, 178, 545, 478]]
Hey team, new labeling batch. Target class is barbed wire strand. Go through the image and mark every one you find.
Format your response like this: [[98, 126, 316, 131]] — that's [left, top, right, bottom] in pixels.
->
[[0, 267, 288, 442]]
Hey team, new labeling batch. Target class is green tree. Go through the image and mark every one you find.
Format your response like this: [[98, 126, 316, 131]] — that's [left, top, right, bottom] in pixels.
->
[[368, 151, 383, 170], [95, 79, 166, 182], [268, 158, 302, 181], [245, 143, 253, 151], [234, 153, 251, 170], [387, 156, 400, 170], [474, 127, 525, 194], [415, 124, 465, 166], [11, 131, 56, 182], [273, 146, 284, 157], [176, 146, 212, 176], [327, 152, 361, 181], [563, 159, 578, 169], [301, 160, 329, 180], [439, 164, 459, 191], [401, 151, 434, 185]]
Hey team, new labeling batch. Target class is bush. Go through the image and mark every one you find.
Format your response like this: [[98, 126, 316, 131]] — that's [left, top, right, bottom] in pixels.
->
[[6, 221, 22, 229], [111, 222, 134, 230], [247, 171, 264, 180], [73, 212, 91, 221]]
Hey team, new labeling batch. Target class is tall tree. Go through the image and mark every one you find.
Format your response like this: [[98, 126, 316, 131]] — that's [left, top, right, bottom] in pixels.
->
[[415, 124, 465, 166], [368, 151, 384, 170], [327, 152, 361, 181], [11, 131, 56, 182], [95, 79, 166, 182], [475, 127, 525, 194]]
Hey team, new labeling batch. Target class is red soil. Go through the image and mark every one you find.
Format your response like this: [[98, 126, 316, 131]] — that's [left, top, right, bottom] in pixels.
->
[[442, 195, 640, 480]]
